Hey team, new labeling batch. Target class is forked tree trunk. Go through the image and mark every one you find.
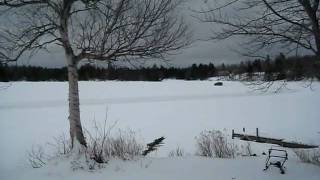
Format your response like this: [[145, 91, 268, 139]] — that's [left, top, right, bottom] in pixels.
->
[[66, 55, 87, 148], [59, 0, 87, 148]]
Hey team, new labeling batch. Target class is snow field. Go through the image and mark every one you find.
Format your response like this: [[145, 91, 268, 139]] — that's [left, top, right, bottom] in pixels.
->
[[0, 80, 319, 179]]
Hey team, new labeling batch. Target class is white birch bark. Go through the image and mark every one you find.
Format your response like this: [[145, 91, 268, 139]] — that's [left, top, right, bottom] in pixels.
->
[[66, 55, 87, 148]]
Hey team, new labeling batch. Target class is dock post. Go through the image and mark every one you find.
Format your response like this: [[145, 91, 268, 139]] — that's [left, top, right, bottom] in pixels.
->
[[232, 129, 234, 139]]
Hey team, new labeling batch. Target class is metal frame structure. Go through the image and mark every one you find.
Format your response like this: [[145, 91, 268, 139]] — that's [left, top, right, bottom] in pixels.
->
[[263, 147, 288, 174]]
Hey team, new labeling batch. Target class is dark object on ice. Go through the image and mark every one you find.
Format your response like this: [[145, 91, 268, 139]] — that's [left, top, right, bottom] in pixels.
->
[[262, 152, 266, 155], [251, 153, 257, 156], [214, 82, 223, 86], [263, 147, 288, 174], [232, 128, 319, 149], [142, 137, 165, 156]]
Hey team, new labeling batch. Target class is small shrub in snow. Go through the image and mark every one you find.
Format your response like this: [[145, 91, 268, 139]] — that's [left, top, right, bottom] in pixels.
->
[[101, 129, 144, 161], [168, 147, 185, 157], [69, 147, 104, 171], [86, 119, 143, 162], [240, 142, 254, 156], [27, 145, 48, 168], [28, 134, 72, 169], [85, 110, 144, 163], [47, 133, 72, 155], [294, 148, 320, 166], [28, 120, 143, 170], [196, 130, 238, 158]]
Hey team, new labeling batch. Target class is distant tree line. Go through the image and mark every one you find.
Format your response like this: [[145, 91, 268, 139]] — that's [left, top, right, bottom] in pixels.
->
[[230, 54, 319, 81], [0, 55, 319, 82]]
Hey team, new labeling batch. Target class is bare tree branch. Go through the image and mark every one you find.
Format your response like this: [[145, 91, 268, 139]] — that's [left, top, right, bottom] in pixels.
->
[[195, 0, 320, 57]]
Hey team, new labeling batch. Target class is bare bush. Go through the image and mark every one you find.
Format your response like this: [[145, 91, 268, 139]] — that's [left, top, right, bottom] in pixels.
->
[[168, 147, 185, 157], [240, 142, 253, 156], [196, 130, 238, 158], [27, 145, 48, 168], [85, 111, 143, 163], [47, 133, 72, 155], [103, 129, 143, 161], [294, 148, 320, 166], [28, 112, 143, 169], [86, 128, 143, 163], [84, 117, 115, 164]]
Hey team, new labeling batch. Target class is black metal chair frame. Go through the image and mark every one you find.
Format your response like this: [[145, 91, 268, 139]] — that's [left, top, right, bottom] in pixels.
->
[[263, 147, 288, 174]]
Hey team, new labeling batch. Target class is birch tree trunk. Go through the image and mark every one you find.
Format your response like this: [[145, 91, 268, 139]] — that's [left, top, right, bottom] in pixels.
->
[[66, 55, 87, 148]]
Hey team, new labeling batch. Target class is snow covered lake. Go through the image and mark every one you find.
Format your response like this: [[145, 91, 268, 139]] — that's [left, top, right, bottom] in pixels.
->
[[0, 80, 319, 179]]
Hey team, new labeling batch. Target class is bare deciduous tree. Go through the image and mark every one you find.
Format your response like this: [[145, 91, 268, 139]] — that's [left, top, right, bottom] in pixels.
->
[[195, 0, 320, 58], [0, 0, 190, 149]]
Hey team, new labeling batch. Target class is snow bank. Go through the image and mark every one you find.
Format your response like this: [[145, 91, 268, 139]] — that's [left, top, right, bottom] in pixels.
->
[[2, 156, 320, 180]]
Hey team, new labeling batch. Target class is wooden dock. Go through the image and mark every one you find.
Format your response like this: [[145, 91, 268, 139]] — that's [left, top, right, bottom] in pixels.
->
[[232, 128, 318, 149]]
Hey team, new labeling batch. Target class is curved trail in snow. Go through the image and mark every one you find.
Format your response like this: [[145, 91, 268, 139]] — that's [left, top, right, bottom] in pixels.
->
[[0, 92, 284, 110]]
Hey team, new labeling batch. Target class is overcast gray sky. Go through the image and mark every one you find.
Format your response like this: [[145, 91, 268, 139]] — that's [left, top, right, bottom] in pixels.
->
[[10, 0, 247, 68], [10, 0, 289, 68]]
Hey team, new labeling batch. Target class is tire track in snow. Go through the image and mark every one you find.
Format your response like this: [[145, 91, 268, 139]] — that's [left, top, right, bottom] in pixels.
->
[[0, 92, 281, 110]]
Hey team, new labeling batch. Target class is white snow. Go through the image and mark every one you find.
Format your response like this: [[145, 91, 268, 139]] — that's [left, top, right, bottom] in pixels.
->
[[3, 156, 320, 180], [0, 80, 319, 180]]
